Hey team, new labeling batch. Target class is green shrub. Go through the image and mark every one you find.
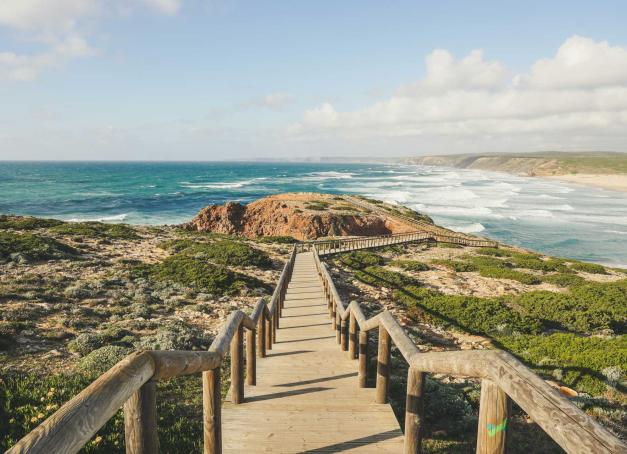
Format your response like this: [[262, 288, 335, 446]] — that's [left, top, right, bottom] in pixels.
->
[[497, 333, 627, 395], [75, 346, 132, 376], [0, 215, 64, 230], [354, 266, 417, 288], [0, 371, 214, 453], [157, 239, 197, 252], [390, 260, 430, 272], [304, 201, 331, 211], [68, 333, 104, 356], [134, 321, 210, 351], [541, 273, 586, 288], [478, 267, 541, 285], [476, 247, 511, 257], [256, 235, 298, 244], [50, 222, 139, 240], [330, 204, 360, 212], [430, 259, 477, 272], [150, 254, 253, 295], [0, 232, 79, 262], [397, 285, 541, 336], [570, 261, 608, 275], [178, 240, 272, 269], [339, 251, 383, 269], [510, 282, 627, 333]]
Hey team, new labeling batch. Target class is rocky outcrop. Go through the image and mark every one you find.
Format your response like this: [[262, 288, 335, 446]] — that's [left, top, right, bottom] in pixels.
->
[[185, 194, 416, 240]]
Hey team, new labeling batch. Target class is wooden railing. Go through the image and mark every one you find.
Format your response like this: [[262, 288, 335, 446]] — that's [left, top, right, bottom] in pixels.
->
[[342, 195, 499, 247], [311, 245, 625, 454], [7, 246, 298, 454], [299, 229, 497, 255]]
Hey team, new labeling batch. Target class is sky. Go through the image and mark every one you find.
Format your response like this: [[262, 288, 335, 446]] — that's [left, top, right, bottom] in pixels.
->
[[1, 0, 627, 160]]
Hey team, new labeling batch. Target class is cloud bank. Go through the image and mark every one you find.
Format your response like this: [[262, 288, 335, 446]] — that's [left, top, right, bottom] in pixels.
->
[[290, 36, 627, 153], [0, 0, 182, 81]]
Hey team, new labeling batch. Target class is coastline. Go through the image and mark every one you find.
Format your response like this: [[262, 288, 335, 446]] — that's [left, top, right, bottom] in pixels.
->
[[542, 173, 627, 192]]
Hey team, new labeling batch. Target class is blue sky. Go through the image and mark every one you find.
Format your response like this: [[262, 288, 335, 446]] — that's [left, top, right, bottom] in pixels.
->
[[1, 0, 627, 160]]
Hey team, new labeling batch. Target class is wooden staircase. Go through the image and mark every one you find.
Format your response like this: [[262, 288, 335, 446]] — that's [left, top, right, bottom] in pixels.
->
[[9, 240, 625, 454], [222, 252, 404, 452]]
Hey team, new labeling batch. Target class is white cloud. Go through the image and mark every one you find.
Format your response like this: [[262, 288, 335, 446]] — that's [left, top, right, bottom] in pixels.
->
[[141, 0, 182, 15], [290, 36, 627, 152], [0, 0, 183, 81], [0, 0, 99, 32], [525, 35, 627, 89], [401, 49, 508, 94]]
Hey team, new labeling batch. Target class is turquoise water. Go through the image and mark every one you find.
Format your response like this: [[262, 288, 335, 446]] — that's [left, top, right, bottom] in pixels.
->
[[1, 161, 626, 267]]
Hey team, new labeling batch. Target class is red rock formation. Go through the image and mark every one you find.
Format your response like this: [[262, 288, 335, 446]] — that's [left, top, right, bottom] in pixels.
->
[[185, 194, 415, 240]]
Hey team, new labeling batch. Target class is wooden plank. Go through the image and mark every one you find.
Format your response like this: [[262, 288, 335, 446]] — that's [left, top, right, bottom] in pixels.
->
[[221, 252, 403, 453]]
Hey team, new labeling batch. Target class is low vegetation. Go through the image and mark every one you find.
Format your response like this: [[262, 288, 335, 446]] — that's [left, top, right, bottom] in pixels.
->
[[50, 222, 139, 240], [0, 215, 63, 230], [338, 250, 383, 269], [0, 232, 79, 262], [389, 259, 430, 272]]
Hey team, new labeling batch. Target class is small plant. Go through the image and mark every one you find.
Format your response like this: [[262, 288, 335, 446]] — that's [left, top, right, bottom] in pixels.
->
[[179, 240, 272, 268], [256, 235, 298, 244], [338, 251, 383, 269], [389, 260, 430, 272], [354, 266, 417, 288], [50, 222, 139, 240], [430, 259, 477, 272], [0, 232, 79, 262], [542, 273, 586, 288], [570, 261, 608, 275], [0, 215, 64, 230]]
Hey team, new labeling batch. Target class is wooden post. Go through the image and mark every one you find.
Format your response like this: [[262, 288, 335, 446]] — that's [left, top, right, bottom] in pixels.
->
[[376, 325, 391, 404], [124, 379, 158, 454], [203, 369, 221, 454], [246, 328, 256, 386], [476, 379, 510, 454], [340, 318, 348, 351], [348, 311, 357, 359], [273, 305, 278, 340], [230, 325, 244, 404], [265, 315, 272, 351], [404, 368, 425, 454], [331, 299, 337, 330], [336, 313, 341, 345], [257, 314, 266, 358], [358, 330, 368, 388]]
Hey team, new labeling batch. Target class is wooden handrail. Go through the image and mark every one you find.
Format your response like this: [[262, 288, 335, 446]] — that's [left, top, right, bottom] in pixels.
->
[[311, 245, 625, 454], [299, 228, 498, 255], [9, 245, 298, 454]]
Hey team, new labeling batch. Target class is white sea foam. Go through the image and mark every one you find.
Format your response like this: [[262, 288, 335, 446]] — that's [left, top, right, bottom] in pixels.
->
[[180, 178, 266, 189], [444, 222, 486, 234], [305, 171, 355, 179], [518, 209, 554, 218], [604, 229, 627, 235], [67, 213, 129, 222]]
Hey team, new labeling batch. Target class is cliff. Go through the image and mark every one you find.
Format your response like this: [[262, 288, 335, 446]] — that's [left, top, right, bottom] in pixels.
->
[[184, 193, 423, 240], [405, 151, 627, 177]]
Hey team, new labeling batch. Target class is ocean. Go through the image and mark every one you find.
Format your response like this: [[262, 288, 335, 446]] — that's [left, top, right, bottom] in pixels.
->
[[1, 161, 626, 267]]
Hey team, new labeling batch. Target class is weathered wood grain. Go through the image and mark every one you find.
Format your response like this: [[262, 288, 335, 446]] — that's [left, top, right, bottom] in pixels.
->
[[8, 352, 155, 454], [404, 368, 425, 454], [124, 379, 159, 454], [376, 325, 391, 404], [476, 379, 509, 454], [203, 368, 221, 454]]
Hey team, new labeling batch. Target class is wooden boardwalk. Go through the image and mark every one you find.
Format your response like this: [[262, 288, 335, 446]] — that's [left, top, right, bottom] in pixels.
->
[[222, 252, 404, 453]]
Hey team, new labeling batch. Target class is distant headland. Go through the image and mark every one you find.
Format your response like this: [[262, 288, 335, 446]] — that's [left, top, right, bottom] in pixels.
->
[[404, 151, 627, 192]]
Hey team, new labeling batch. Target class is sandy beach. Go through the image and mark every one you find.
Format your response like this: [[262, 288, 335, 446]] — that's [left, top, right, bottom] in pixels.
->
[[545, 173, 627, 192]]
